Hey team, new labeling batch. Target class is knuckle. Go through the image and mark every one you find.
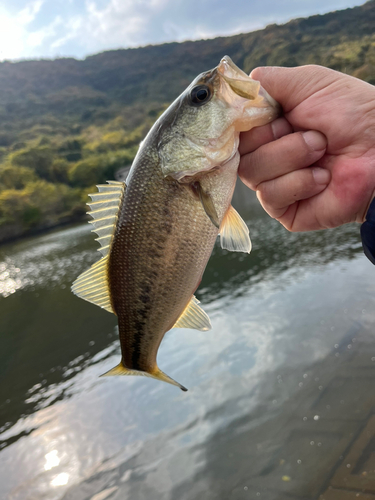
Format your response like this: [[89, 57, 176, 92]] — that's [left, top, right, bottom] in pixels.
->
[[239, 155, 263, 191], [256, 180, 270, 200]]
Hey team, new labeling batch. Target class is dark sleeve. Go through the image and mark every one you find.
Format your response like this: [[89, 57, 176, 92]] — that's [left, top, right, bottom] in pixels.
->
[[361, 198, 375, 265]]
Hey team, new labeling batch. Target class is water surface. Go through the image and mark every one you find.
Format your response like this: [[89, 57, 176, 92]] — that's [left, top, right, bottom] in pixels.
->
[[1, 183, 374, 500]]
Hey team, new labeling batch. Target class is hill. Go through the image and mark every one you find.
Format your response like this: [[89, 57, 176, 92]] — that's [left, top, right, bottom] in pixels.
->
[[0, 0, 374, 242]]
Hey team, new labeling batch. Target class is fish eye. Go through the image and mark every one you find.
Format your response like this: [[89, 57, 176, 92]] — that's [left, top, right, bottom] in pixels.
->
[[190, 85, 212, 106]]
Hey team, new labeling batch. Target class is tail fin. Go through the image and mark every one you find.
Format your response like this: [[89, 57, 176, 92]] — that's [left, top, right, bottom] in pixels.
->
[[101, 362, 188, 391]]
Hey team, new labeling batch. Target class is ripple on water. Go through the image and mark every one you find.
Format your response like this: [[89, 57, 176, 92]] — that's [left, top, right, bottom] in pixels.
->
[[0, 224, 95, 295], [0, 260, 23, 297]]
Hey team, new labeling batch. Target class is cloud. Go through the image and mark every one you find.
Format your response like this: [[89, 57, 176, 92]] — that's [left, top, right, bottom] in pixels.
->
[[0, 1, 63, 60], [19, 0, 44, 24], [27, 15, 63, 49], [0, 0, 368, 61], [84, 0, 147, 43], [49, 17, 81, 50], [0, 1, 42, 59]]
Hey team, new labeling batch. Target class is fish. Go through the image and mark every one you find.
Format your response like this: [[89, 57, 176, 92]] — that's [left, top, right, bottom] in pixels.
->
[[72, 56, 279, 391]]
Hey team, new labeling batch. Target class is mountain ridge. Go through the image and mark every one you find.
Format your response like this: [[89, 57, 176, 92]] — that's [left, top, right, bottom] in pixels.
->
[[0, 1, 374, 242], [1, 0, 374, 126]]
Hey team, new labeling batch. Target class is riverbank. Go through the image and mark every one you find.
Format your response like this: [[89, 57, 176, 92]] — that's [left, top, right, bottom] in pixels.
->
[[0, 165, 131, 246], [0, 214, 87, 245]]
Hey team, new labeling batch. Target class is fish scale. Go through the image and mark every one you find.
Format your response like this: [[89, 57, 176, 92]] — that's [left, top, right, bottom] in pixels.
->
[[109, 159, 215, 369]]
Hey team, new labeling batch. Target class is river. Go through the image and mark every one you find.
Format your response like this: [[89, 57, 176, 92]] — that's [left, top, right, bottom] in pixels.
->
[[1, 182, 375, 500]]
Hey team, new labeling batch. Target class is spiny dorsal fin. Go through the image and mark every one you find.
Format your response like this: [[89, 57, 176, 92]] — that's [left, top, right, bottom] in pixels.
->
[[173, 295, 211, 331], [219, 205, 251, 253], [87, 180, 126, 257], [71, 180, 126, 313]]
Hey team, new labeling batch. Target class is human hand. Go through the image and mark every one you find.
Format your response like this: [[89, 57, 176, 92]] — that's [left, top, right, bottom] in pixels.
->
[[239, 65, 375, 231]]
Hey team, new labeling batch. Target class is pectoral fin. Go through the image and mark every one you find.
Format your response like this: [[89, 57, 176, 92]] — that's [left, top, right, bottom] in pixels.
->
[[193, 182, 220, 228], [219, 205, 251, 253]]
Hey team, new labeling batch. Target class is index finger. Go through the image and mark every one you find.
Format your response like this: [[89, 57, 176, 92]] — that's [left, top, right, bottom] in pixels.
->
[[239, 117, 292, 155], [250, 66, 343, 113]]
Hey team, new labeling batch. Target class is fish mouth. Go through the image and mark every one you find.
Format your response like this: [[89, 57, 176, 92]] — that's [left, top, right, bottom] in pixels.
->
[[218, 55, 280, 114]]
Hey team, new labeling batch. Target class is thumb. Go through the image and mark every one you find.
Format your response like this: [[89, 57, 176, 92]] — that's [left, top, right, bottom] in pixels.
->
[[250, 65, 343, 113]]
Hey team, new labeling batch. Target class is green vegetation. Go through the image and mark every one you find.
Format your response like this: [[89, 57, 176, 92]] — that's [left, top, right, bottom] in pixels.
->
[[0, 1, 374, 242], [0, 113, 158, 241]]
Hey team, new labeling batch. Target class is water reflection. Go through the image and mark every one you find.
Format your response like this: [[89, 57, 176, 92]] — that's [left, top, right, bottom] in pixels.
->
[[44, 450, 59, 470], [0, 260, 22, 297], [51, 474, 69, 487], [0, 186, 374, 500]]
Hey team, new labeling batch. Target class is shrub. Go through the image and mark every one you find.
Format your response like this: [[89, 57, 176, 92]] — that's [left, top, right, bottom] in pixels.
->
[[10, 147, 54, 180], [0, 165, 37, 190], [68, 149, 135, 187]]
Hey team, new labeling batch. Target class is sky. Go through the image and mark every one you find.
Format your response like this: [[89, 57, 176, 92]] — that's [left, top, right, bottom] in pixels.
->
[[0, 0, 368, 61]]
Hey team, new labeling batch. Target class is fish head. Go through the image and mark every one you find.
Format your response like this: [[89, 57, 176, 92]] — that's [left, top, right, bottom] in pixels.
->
[[157, 55, 280, 181]]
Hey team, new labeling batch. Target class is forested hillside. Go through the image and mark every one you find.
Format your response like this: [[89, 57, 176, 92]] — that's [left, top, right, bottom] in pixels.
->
[[0, 0, 374, 242]]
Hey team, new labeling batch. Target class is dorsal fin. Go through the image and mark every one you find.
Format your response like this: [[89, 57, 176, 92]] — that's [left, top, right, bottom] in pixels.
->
[[219, 205, 251, 253], [71, 256, 114, 313], [87, 180, 126, 257], [71, 180, 126, 313], [173, 295, 211, 331]]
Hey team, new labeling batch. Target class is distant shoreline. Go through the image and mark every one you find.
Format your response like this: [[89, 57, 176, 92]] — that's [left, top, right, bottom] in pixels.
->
[[0, 168, 130, 247], [0, 215, 87, 246]]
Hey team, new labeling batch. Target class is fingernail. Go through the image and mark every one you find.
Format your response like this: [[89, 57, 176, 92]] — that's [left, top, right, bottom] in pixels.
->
[[312, 167, 330, 185], [302, 131, 327, 151]]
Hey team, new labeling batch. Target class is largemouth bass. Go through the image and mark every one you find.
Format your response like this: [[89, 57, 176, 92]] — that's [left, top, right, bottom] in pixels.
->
[[72, 56, 279, 391]]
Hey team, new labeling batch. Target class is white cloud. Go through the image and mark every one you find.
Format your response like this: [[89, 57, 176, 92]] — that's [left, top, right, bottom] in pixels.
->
[[0, 13, 25, 60], [0, 1, 62, 60], [27, 15, 62, 49], [84, 0, 146, 43], [18, 0, 44, 25], [0, 0, 368, 61], [50, 17, 82, 50]]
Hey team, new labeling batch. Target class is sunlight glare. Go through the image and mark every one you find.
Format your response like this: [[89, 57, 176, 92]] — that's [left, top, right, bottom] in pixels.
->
[[51, 473, 69, 486], [44, 450, 60, 471]]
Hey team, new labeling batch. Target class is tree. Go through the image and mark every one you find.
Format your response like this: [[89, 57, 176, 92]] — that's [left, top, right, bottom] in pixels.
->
[[0, 165, 37, 190], [68, 150, 135, 187], [10, 147, 54, 181], [0, 189, 37, 226]]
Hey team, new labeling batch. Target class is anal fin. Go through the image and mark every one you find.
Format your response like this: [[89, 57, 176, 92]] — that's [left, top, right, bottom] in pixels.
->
[[173, 295, 211, 331], [219, 205, 251, 253]]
